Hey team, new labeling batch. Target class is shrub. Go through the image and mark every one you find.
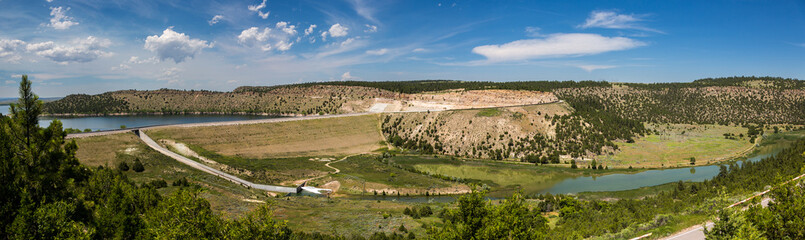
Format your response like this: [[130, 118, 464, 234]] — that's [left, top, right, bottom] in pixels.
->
[[118, 161, 129, 171], [132, 158, 145, 172]]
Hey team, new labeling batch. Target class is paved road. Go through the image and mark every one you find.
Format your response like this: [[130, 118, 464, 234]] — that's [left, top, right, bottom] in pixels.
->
[[661, 173, 805, 240], [137, 130, 297, 193]]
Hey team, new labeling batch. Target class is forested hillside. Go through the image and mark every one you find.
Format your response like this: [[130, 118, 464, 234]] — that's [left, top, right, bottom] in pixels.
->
[[382, 101, 647, 161], [555, 84, 805, 125], [44, 85, 396, 115]]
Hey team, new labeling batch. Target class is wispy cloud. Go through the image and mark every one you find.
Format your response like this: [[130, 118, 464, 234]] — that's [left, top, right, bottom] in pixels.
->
[[248, 0, 269, 19], [578, 10, 663, 33], [346, 0, 379, 24], [366, 48, 388, 55], [471, 33, 645, 63], [208, 15, 223, 25], [577, 64, 616, 72], [27, 36, 113, 64]]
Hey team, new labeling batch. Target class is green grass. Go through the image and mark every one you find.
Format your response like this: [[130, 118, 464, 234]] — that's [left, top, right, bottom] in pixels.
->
[[330, 155, 456, 190], [390, 155, 639, 197], [272, 196, 445, 238], [576, 182, 678, 200], [602, 124, 754, 168], [475, 108, 501, 117]]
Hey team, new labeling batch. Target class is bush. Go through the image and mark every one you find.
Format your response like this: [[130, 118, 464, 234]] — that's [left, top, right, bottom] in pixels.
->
[[144, 179, 168, 189], [173, 177, 190, 187], [132, 158, 144, 172], [118, 161, 129, 171]]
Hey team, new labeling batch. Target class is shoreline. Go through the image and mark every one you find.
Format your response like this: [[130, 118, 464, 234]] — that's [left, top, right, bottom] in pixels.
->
[[42, 111, 326, 118]]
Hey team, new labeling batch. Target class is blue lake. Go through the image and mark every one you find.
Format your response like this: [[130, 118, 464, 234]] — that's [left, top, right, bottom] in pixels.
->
[[1, 104, 276, 131]]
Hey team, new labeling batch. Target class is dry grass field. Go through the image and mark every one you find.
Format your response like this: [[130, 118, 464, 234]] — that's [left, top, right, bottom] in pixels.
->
[[599, 124, 754, 168], [148, 114, 385, 159]]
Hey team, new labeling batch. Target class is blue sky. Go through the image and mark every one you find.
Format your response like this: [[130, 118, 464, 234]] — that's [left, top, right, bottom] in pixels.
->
[[1, 0, 804, 97]]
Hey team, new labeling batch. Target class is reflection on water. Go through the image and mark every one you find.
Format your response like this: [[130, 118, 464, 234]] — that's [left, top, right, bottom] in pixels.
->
[[40, 114, 277, 131], [1, 105, 277, 131]]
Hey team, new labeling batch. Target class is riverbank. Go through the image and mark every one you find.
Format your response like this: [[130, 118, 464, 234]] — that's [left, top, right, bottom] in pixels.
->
[[44, 111, 322, 117]]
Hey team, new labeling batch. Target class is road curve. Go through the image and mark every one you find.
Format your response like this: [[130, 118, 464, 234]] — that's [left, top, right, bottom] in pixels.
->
[[137, 130, 297, 193]]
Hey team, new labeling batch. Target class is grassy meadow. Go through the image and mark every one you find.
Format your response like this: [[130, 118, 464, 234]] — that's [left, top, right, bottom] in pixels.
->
[[148, 114, 384, 159], [600, 124, 754, 168], [323, 155, 467, 195]]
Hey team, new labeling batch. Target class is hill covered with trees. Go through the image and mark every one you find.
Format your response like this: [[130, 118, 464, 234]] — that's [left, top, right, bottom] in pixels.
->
[[44, 85, 397, 116]]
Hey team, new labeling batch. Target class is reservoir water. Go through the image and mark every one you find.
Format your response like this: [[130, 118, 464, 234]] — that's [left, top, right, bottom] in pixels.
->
[[541, 151, 776, 194], [0, 105, 276, 131]]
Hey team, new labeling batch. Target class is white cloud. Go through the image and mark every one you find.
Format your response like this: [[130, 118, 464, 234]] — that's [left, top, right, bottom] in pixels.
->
[[366, 48, 388, 55], [471, 33, 645, 62], [238, 27, 271, 50], [412, 48, 426, 53], [275, 41, 293, 51], [248, 0, 270, 19], [144, 28, 212, 63], [341, 71, 358, 80], [364, 24, 378, 33], [340, 37, 356, 47], [27, 36, 112, 64], [48, 6, 79, 30], [577, 65, 616, 72], [322, 23, 348, 40], [276, 21, 297, 35], [579, 10, 662, 33], [0, 39, 26, 63], [158, 67, 182, 83], [111, 63, 131, 71], [128, 56, 159, 64], [238, 22, 298, 52], [525, 26, 542, 37], [4, 80, 15, 84], [46, 0, 55, 2], [304, 24, 316, 36], [208, 15, 223, 25]]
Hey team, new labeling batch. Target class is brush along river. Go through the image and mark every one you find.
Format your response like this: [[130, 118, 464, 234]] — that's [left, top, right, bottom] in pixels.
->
[[349, 136, 793, 203]]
